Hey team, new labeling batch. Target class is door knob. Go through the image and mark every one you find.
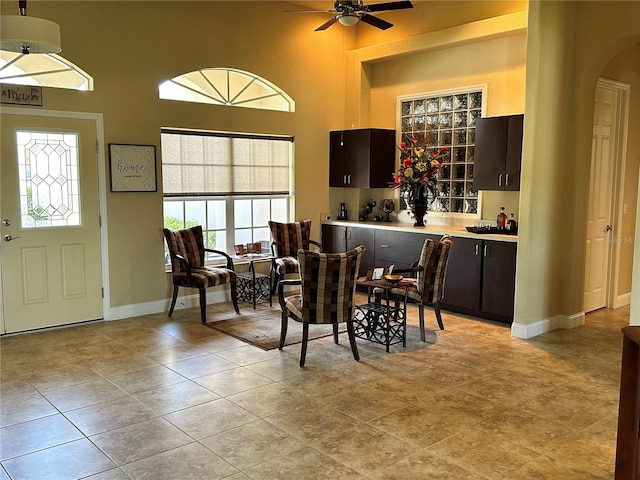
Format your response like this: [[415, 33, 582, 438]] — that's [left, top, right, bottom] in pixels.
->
[[3, 234, 20, 242], [605, 225, 613, 232], [2, 219, 11, 226]]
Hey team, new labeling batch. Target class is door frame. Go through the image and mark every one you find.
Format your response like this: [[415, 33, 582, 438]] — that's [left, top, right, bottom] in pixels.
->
[[593, 78, 631, 309], [0, 107, 109, 329]]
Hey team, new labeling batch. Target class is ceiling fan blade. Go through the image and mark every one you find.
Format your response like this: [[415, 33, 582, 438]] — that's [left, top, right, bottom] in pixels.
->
[[315, 16, 339, 31], [284, 9, 337, 13], [366, 1, 413, 12], [359, 13, 394, 30]]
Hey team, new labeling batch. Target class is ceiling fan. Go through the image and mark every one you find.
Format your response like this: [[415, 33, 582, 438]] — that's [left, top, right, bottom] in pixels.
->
[[287, 0, 414, 31]]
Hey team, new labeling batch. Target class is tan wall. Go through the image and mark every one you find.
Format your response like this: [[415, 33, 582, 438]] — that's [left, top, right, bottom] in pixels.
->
[[601, 45, 640, 298], [517, 0, 640, 328], [0, 1, 349, 309]]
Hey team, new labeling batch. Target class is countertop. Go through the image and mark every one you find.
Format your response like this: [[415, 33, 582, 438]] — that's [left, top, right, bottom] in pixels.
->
[[321, 220, 518, 243]]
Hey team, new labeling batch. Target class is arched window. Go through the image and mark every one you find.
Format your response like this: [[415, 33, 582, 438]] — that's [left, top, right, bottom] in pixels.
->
[[0, 51, 93, 90], [159, 68, 294, 112]]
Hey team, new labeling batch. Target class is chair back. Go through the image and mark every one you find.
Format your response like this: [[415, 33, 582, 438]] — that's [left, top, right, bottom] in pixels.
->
[[297, 245, 365, 324], [269, 219, 312, 258], [415, 234, 453, 304], [163, 225, 206, 273]]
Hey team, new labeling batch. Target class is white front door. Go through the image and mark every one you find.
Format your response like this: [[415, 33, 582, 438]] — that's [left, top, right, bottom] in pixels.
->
[[0, 113, 103, 333], [583, 83, 618, 313]]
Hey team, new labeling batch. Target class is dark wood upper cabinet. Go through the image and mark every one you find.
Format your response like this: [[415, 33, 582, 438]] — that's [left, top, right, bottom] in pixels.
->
[[329, 129, 396, 188], [473, 114, 524, 191]]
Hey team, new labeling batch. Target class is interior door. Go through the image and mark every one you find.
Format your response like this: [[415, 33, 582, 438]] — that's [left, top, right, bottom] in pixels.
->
[[0, 114, 102, 333], [584, 84, 617, 312]]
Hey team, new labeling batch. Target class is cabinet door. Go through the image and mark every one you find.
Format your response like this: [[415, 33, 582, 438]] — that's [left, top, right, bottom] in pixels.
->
[[374, 230, 433, 270], [329, 131, 349, 187], [441, 237, 482, 311], [347, 226, 375, 273], [473, 116, 508, 190], [504, 115, 523, 191], [481, 240, 517, 321], [321, 224, 346, 253], [366, 129, 396, 188], [345, 129, 371, 188]]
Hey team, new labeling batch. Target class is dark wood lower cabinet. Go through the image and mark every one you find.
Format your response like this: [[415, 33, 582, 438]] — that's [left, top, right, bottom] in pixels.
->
[[441, 237, 516, 323], [321, 224, 517, 323], [615, 327, 640, 479], [321, 224, 375, 274]]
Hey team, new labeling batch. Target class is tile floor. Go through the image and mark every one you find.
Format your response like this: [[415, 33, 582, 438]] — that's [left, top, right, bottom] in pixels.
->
[[0, 295, 628, 480]]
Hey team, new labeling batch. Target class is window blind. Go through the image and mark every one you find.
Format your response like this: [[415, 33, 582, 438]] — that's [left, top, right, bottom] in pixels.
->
[[161, 129, 292, 196]]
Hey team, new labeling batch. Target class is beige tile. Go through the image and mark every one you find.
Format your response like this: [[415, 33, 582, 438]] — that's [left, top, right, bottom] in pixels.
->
[[22, 364, 105, 392], [165, 353, 239, 379], [90, 418, 193, 466], [63, 396, 158, 436], [226, 382, 319, 418], [163, 398, 258, 439], [2, 438, 116, 479], [427, 426, 542, 479], [200, 419, 302, 470], [0, 391, 58, 428], [369, 450, 488, 479], [103, 363, 188, 395], [0, 414, 83, 461], [193, 366, 273, 396], [41, 378, 128, 412], [244, 447, 364, 480], [266, 405, 360, 443], [133, 380, 220, 415], [122, 442, 238, 479], [83, 468, 133, 480], [312, 423, 420, 476], [213, 344, 282, 365]]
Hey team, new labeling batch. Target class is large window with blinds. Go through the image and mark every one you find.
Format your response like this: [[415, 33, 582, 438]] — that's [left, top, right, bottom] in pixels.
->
[[161, 129, 293, 258]]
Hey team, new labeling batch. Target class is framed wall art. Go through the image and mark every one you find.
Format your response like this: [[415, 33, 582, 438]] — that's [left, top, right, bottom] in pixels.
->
[[108, 143, 157, 192]]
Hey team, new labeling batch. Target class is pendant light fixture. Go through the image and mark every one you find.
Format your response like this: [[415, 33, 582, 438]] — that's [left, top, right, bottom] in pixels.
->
[[0, 0, 61, 54]]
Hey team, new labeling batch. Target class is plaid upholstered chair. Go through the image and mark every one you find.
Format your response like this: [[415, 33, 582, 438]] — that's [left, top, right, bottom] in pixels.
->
[[268, 219, 323, 293], [163, 226, 239, 324], [278, 245, 366, 367], [376, 235, 453, 340]]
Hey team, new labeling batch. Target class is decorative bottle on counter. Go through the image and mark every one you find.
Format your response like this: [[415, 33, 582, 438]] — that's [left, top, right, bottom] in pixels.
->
[[508, 213, 518, 232], [497, 206, 508, 230]]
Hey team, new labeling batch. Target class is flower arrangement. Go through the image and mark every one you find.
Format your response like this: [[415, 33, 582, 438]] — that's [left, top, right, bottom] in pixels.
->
[[389, 136, 448, 223]]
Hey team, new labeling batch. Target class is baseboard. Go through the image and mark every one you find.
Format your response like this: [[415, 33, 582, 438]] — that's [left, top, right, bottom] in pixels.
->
[[613, 292, 631, 309], [511, 311, 585, 339], [104, 290, 231, 321]]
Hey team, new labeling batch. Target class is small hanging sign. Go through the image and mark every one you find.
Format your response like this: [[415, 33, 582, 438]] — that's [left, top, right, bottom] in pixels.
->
[[0, 84, 43, 106]]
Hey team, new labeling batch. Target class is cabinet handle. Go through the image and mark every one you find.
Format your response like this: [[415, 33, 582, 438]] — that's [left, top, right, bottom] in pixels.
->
[[343, 175, 347, 184], [475, 244, 480, 256], [483, 244, 489, 256], [498, 174, 503, 186], [380, 244, 390, 248], [347, 230, 352, 240], [505, 173, 510, 185], [340, 132, 344, 147], [347, 174, 351, 184]]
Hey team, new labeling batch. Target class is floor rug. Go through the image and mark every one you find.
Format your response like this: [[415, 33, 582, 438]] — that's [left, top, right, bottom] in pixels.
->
[[203, 305, 345, 351]]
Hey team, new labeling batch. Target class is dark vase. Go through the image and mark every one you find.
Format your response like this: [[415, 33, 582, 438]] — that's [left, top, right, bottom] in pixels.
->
[[412, 203, 427, 227]]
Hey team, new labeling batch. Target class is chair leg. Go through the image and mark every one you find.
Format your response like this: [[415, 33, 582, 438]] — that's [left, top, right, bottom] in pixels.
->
[[279, 311, 288, 350], [300, 323, 309, 367], [434, 302, 445, 330], [230, 280, 240, 314], [271, 271, 280, 295], [168, 285, 179, 317], [419, 304, 426, 341], [199, 288, 207, 324], [346, 320, 360, 361], [333, 324, 339, 344]]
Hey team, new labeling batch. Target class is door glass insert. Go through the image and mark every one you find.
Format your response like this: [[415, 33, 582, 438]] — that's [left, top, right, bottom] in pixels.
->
[[16, 130, 81, 228]]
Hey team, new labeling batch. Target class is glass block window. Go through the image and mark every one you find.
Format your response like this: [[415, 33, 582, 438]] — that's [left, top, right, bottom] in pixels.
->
[[16, 130, 81, 228], [399, 89, 483, 215]]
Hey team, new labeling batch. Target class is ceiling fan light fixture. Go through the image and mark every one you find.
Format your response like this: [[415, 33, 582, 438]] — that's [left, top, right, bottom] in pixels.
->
[[0, 14, 61, 54], [338, 14, 360, 26]]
